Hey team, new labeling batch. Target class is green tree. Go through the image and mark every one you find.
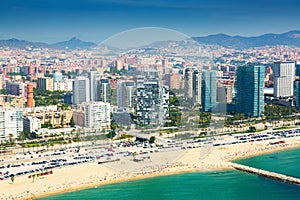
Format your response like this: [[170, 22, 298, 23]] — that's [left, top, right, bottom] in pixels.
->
[[70, 117, 75, 127], [1, 88, 6, 95], [149, 136, 156, 144], [248, 126, 256, 132]]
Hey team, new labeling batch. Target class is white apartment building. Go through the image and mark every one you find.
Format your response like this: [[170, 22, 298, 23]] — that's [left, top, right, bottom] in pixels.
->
[[273, 61, 295, 98], [0, 107, 23, 141]]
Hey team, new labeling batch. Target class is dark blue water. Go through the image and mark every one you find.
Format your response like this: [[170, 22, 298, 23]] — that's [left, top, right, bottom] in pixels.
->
[[38, 148, 300, 200]]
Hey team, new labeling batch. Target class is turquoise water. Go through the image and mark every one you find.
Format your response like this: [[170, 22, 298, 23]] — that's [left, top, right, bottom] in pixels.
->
[[38, 148, 300, 200], [235, 147, 300, 178]]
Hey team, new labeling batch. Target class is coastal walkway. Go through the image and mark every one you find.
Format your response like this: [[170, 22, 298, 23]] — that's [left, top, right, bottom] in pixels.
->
[[229, 163, 300, 185]]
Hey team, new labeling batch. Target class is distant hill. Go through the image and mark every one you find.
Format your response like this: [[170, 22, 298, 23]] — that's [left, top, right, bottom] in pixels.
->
[[193, 30, 300, 49], [0, 37, 96, 49], [0, 38, 49, 49], [52, 37, 96, 49], [3, 31, 300, 50]]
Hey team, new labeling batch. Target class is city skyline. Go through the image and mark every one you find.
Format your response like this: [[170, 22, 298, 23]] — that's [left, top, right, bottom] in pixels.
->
[[1, 0, 300, 43]]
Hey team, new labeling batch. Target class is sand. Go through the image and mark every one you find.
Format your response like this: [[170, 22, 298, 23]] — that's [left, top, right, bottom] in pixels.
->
[[1, 135, 300, 200]]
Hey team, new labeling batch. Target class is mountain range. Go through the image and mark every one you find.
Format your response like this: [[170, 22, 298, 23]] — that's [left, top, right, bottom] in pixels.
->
[[0, 37, 97, 50], [192, 30, 300, 49], [2, 31, 300, 50]]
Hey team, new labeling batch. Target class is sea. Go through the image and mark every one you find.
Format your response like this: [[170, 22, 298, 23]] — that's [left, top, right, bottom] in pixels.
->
[[38, 148, 300, 200]]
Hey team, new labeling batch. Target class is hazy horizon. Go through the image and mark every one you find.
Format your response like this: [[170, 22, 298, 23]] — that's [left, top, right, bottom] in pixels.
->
[[1, 0, 300, 43]]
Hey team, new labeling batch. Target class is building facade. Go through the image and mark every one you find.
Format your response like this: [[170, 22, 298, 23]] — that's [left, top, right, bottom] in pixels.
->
[[116, 80, 136, 112], [23, 116, 41, 133], [37, 77, 54, 91], [74, 101, 110, 130], [273, 62, 295, 98], [235, 65, 265, 117], [136, 70, 169, 126], [201, 71, 217, 112], [72, 76, 90, 105], [98, 79, 110, 103], [0, 107, 23, 141]]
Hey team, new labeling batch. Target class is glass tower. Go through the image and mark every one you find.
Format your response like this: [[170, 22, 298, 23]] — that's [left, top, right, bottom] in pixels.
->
[[201, 71, 217, 112], [235, 65, 265, 117]]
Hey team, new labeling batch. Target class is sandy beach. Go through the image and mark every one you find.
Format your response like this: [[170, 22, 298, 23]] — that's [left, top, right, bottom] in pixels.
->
[[1, 135, 300, 200]]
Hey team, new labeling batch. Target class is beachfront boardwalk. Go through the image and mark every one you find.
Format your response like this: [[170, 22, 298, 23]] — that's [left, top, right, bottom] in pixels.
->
[[229, 162, 300, 185]]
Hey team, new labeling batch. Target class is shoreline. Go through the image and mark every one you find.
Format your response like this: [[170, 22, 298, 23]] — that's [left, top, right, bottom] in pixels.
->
[[34, 143, 300, 200], [2, 136, 300, 200]]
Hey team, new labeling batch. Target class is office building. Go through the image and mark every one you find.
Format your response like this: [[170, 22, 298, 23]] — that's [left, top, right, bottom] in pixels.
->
[[72, 76, 90, 105], [201, 71, 217, 112], [235, 65, 265, 117], [116, 80, 136, 112], [295, 79, 300, 110], [98, 79, 110, 103], [88, 71, 101, 101]]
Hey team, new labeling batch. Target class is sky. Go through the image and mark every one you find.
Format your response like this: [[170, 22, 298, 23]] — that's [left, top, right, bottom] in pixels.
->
[[1, 0, 300, 43]]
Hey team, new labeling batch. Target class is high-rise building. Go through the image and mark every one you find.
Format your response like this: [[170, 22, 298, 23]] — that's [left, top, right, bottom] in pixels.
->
[[0, 107, 23, 141], [193, 69, 202, 106], [184, 68, 194, 100], [37, 77, 54, 91], [6, 81, 27, 97], [27, 83, 34, 107], [88, 71, 101, 101], [201, 71, 217, 112], [117, 80, 136, 112], [136, 70, 169, 126], [98, 79, 110, 103], [72, 76, 90, 105], [273, 61, 295, 98], [23, 116, 41, 133], [294, 79, 300, 110], [74, 101, 110, 130], [184, 67, 202, 106], [165, 73, 184, 90], [235, 66, 265, 117]]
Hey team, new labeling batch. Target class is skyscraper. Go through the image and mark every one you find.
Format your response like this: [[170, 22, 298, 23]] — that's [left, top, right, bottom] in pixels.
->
[[273, 61, 295, 98], [88, 71, 101, 101], [184, 68, 194, 100], [136, 70, 169, 126], [201, 71, 217, 112], [98, 79, 110, 103], [193, 69, 202, 106], [184, 67, 201, 106], [294, 79, 300, 110], [117, 80, 136, 112], [235, 65, 265, 117], [72, 76, 90, 105]]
